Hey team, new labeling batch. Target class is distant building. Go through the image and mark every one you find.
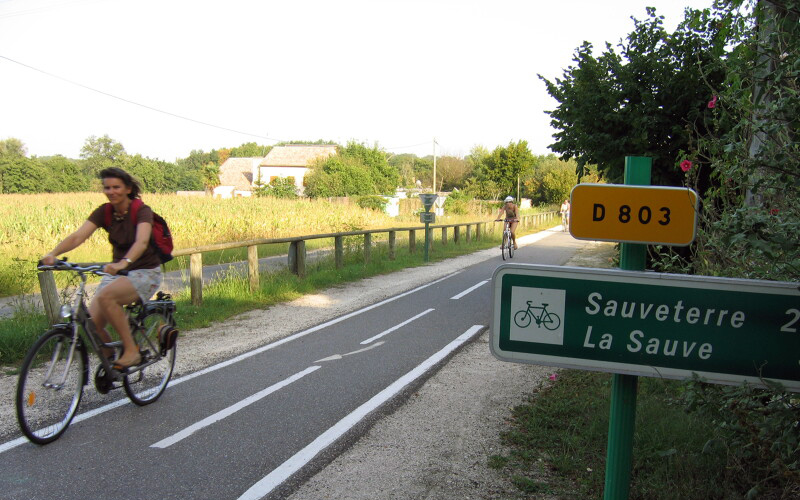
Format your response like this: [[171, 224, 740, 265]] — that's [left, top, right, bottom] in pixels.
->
[[256, 145, 337, 195], [213, 145, 337, 198], [213, 157, 260, 198]]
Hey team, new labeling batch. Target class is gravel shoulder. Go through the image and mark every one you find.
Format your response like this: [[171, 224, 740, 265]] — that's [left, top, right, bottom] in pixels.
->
[[1, 231, 615, 499]]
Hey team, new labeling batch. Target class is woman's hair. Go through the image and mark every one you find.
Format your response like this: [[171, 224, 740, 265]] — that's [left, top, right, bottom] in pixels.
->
[[98, 167, 141, 200]]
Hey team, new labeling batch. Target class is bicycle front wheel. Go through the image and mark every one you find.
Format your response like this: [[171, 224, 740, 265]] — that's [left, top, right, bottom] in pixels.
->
[[16, 328, 87, 445], [123, 311, 175, 406], [502, 232, 509, 260], [508, 237, 515, 258]]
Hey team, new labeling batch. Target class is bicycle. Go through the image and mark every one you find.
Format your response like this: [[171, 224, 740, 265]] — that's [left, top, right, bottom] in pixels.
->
[[561, 211, 569, 231], [514, 301, 561, 330], [16, 259, 179, 445], [496, 218, 517, 260]]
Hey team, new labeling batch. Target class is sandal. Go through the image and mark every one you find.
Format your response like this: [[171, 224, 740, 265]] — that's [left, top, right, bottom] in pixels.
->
[[112, 353, 142, 372]]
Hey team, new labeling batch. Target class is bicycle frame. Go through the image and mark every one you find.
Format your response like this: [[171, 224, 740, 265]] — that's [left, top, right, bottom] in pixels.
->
[[42, 262, 170, 382]]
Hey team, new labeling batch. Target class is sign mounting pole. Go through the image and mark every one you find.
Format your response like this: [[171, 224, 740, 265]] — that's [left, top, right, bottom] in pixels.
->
[[604, 156, 651, 499]]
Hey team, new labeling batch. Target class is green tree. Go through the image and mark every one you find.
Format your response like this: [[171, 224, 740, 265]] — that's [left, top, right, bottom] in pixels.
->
[[200, 162, 221, 192], [436, 156, 471, 191], [40, 155, 90, 192], [304, 142, 400, 197], [80, 135, 127, 179], [483, 141, 535, 197], [523, 155, 581, 204], [681, 0, 800, 281], [230, 142, 272, 158], [540, 7, 727, 186], [0, 156, 46, 194], [0, 138, 27, 157], [463, 145, 500, 200]]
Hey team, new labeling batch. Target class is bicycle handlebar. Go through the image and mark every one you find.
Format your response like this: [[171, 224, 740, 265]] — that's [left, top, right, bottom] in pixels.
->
[[494, 219, 519, 222], [37, 259, 127, 276]]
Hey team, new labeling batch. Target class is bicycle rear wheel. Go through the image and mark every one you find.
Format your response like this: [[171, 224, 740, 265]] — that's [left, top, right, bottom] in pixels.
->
[[508, 236, 515, 258], [123, 311, 175, 405], [502, 232, 509, 260], [16, 328, 87, 445]]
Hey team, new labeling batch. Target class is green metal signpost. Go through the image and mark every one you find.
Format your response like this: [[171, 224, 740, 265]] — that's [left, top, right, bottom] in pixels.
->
[[419, 193, 437, 262]]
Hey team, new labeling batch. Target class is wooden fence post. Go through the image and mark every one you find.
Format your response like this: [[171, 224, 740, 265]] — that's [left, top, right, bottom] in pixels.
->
[[38, 270, 60, 325], [190, 252, 203, 306], [454, 226, 461, 244], [466, 224, 473, 242], [247, 245, 259, 293], [364, 233, 371, 265], [441, 227, 447, 246], [409, 230, 416, 254], [476, 223, 482, 241], [289, 240, 306, 277], [388, 231, 396, 260], [335, 235, 344, 269]]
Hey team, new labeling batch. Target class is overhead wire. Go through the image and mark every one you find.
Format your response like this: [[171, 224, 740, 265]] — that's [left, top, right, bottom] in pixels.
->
[[0, 54, 283, 143]]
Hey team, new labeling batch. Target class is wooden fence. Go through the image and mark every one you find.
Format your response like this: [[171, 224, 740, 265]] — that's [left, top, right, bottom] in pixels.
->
[[38, 212, 557, 317], [173, 211, 556, 305]]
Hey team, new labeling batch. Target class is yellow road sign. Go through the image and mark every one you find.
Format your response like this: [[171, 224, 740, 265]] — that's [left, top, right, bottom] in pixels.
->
[[569, 184, 698, 246]]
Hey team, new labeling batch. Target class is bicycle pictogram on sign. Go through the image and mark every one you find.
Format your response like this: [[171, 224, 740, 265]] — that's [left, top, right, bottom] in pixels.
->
[[514, 301, 562, 331]]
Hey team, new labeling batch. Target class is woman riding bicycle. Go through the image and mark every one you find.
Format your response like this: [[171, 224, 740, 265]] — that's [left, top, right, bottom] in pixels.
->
[[40, 167, 162, 372], [495, 196, 519, 250]]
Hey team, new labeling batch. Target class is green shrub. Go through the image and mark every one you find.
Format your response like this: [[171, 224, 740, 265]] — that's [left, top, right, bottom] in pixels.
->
[[443, 190, 470, 215], [356, 195, 387, 211]]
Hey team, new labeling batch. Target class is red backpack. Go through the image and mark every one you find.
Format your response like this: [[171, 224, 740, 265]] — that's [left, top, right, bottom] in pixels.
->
[[103, 199, 174, 264]]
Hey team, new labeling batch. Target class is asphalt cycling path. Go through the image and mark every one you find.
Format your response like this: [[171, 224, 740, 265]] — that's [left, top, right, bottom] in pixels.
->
[[0, 228, 584, 500]]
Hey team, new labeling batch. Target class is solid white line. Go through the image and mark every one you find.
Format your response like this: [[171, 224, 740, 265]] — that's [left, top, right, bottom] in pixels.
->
[[450, 280, 488, 300], [151, 366, 320, 449], [360, 308, 435, 345], [237, 324, 485, 500]]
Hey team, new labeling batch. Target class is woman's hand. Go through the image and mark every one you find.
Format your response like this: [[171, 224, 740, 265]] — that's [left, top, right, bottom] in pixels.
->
[[104, 260, 129, 275], [41, 253, 56, 266]]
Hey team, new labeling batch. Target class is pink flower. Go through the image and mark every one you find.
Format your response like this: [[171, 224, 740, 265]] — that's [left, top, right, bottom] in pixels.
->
[[680, 160, 693, 172], [548, 373, 558, 381], [708, 95, 718, 109]]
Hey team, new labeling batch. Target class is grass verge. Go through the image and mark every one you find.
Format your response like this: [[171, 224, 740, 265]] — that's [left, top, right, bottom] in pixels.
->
[[490, 371, 730, 499]]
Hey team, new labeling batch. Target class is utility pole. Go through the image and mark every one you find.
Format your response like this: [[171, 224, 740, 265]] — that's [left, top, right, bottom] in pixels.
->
[[432, 138, 438, 193]]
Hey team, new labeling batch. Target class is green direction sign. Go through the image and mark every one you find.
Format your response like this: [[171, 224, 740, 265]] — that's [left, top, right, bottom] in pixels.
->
[[490, 264, 800, 391]]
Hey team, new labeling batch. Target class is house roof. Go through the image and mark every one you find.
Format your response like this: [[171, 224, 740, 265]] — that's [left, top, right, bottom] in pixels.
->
[[260, 145, 337, 167], [217, 157, 258, 190]]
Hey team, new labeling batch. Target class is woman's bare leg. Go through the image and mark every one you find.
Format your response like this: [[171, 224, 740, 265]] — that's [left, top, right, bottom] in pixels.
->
[[89, 277, 141, 366]]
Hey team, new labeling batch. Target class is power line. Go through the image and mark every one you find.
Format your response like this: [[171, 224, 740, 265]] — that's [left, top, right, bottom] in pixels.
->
[[0, 54, 283, 143]]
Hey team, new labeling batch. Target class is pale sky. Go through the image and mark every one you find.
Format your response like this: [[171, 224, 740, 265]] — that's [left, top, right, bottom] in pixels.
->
[[0, 0, 712, 162]]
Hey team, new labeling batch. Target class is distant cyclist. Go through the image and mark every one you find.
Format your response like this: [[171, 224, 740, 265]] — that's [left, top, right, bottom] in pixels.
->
[[560, 198, 571, 231], [495, 196, 519, 249]]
